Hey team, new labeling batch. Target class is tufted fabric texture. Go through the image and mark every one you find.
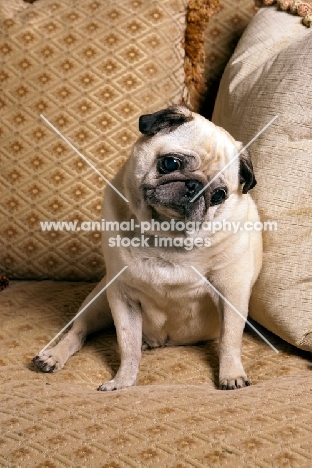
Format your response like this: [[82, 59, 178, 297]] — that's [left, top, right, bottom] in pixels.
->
[[0, 0, 195, 281], [1, 281, 312, 467], [213, 7, 312, 351]]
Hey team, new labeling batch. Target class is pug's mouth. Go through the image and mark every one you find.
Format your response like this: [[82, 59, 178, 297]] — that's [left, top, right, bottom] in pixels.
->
[[143, 179, 208, 223]]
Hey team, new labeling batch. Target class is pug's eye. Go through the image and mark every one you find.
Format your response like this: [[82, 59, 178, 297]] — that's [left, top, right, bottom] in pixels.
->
[[210, 188, 227, 206], [159, 156, 181, 173]]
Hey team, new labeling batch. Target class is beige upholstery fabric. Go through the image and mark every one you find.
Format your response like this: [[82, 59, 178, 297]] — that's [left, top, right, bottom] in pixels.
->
[[213, 7, 312, 351], [0, 0, 189, 281], [1, 281, 312, 466]]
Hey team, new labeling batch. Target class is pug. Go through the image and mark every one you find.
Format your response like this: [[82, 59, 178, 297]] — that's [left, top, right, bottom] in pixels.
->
[[33, 105, 262, 390]]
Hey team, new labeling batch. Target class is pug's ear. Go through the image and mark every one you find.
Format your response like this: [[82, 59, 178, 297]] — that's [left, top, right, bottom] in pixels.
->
[[139, 105, 192, 137], [238, 146, 257, 194]]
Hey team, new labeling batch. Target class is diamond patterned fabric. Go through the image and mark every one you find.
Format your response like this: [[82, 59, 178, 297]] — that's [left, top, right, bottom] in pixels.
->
[[1, 281, 312, 467], [0, 0, 189, 280]]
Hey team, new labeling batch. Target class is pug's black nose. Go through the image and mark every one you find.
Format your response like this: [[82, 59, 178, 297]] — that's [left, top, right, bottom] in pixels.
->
[[185, 179, 203, 196]]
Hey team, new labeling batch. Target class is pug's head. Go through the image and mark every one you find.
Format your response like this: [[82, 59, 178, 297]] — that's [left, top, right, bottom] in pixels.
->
[[124, 105, 256, 227]]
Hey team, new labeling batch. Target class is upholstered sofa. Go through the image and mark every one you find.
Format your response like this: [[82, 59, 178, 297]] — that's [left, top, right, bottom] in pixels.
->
[[1, 1, 311, 466]]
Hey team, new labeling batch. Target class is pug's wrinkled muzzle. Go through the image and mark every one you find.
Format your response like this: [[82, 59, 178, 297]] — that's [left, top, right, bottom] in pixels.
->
[[144, 179, 207, 222]]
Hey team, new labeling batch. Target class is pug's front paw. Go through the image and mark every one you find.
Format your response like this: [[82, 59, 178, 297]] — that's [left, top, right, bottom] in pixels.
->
[[219, 376, 251, 390], [97, 377, 136, 392], [32, 350, 65, 373]]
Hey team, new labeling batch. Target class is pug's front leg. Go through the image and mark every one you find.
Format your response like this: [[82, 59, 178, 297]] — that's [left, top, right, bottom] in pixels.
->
[[218, 291, 251, 390], [98, 283, 142, 391]]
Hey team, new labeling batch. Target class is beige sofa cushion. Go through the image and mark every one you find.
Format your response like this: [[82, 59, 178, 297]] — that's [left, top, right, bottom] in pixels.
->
[[212, 7, 312, 351], [0, 0, 193, 280], [1, 280, 311, 466]]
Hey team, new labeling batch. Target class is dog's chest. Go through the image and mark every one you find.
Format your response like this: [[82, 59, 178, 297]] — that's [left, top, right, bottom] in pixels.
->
[[126, 252, 207, 296], [124, 257, 220, 346]]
